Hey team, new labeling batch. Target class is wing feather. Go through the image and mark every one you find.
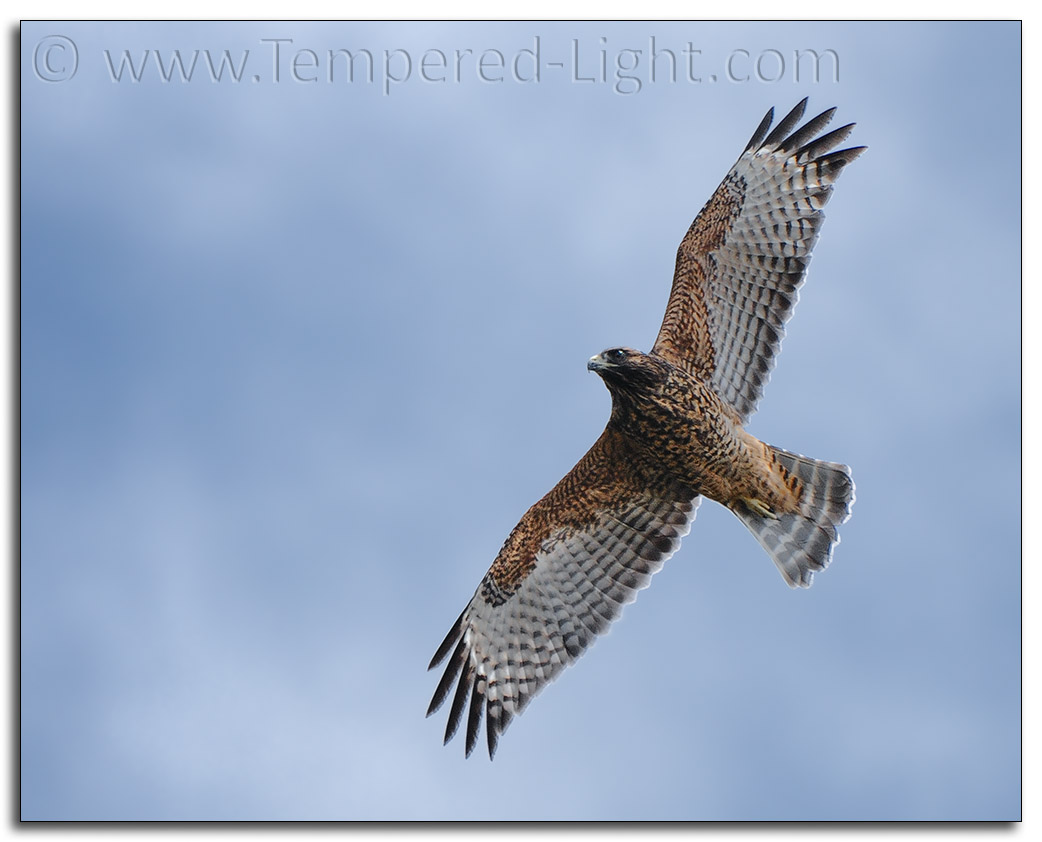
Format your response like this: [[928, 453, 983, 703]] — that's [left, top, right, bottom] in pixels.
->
[[777, 106, 836, 154], [427, 430, 699, 759], [652, 101, 865, 421], [743, 106, 775, 152], [759, 97, 809, 151]]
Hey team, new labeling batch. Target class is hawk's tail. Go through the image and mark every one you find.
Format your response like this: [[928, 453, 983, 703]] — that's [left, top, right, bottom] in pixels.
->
[[733, 446, 855, 588]]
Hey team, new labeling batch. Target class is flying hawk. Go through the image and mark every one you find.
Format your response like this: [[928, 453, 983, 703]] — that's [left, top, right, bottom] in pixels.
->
[[427, 99, 863, 759]]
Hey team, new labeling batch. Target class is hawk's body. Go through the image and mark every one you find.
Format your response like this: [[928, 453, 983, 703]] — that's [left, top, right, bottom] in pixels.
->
[[428, 100, 863, 759]]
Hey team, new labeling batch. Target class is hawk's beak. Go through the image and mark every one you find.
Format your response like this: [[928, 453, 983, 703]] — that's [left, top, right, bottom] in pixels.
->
[[587, 354, 607, 372]]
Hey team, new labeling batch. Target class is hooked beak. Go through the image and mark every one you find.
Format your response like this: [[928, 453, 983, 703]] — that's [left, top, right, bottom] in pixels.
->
[[587, 354, 610, 372]]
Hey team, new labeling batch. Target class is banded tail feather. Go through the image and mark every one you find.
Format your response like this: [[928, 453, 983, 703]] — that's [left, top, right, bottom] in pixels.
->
[[733, 446, 855, 588]]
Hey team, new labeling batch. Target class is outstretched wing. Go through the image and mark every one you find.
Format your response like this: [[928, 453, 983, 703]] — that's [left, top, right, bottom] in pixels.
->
[[427, 429, 699, 759], [652, 99, 866, 421]]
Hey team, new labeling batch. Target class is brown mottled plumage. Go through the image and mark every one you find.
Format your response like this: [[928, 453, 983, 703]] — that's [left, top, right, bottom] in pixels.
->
[[428, 99, 863, 759]]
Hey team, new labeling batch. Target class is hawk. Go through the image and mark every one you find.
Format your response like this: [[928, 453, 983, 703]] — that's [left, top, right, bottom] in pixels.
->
[[427, 99, 863, 759]]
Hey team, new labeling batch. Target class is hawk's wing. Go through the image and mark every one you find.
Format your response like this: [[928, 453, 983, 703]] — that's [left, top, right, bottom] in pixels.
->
[[652, 99, 866, 422], [427, 429, 699, 759]]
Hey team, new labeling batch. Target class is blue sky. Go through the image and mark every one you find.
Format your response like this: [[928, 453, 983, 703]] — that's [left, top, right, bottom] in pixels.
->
[[21, 21, 1020, 820]]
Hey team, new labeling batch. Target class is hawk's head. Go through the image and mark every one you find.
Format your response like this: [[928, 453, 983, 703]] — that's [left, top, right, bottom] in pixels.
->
[[587, 347, 670, 398]]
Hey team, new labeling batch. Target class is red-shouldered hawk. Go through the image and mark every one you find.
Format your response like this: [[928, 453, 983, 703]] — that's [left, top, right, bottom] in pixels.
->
[[428, 99, 863, 759]]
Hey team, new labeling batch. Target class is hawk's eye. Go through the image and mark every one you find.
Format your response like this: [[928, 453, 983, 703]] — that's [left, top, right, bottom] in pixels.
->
[[608, 349, 626, 361]]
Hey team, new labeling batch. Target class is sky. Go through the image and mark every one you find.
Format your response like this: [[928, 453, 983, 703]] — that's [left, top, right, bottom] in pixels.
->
[[20, 21, 1021, 820]]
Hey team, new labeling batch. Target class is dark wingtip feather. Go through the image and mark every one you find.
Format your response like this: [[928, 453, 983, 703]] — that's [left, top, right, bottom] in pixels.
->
[[821, 145, 868, 172], [443, 656, 474, 745], [428, 609, 466, 670], [744, 106, 775, 153], [777, 107, 836, 155], [464, 678, 484, 758], [795, 122, 855, 162], [486, 701, 500, 761], [498, 705, 513, 738], [761, 98, 808, 150], [426, 636, 467, 717], [838, 144, 868, 161]]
